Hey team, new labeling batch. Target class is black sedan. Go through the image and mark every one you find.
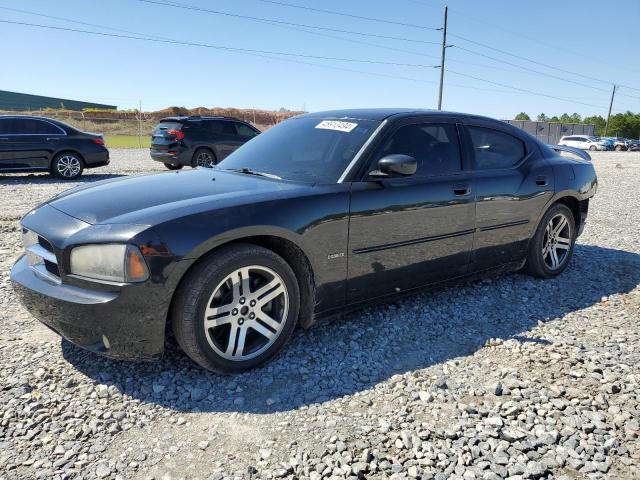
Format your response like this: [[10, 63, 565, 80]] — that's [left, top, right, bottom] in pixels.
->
[[0, 115, 109, 179], [11, 109, 597, 373]]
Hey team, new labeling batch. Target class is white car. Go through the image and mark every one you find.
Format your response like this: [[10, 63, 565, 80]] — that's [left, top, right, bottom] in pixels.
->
[[558, 135, 610, 151]]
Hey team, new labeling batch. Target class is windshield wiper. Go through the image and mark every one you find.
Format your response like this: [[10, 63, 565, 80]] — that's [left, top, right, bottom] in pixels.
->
[[224, 167, 282, 180]]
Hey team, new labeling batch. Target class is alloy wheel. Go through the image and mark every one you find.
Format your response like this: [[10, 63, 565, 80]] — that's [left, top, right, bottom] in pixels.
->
[[57, 155, 81, 178], [203, 265, 288, 361], [196, 151, 215, 168], [542, 213, 572, 270]]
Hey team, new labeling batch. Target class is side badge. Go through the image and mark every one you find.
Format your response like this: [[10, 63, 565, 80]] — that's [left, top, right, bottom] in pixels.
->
[[327, 252, 345, 260]]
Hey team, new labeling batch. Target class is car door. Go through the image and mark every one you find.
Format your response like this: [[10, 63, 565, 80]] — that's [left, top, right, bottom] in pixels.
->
[[463, 122, 555, 272], [234, 122, 260, 151], [347, 118, 476, 303], [205, 120, 240, 160], [0, 118, 52, 169]]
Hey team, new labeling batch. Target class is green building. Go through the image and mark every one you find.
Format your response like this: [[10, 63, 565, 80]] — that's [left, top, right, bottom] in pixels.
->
[[0, 90, 116, 111]]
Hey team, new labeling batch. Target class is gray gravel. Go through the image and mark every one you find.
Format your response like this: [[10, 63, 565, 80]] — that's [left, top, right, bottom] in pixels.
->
[[1, 150, 639, 480]]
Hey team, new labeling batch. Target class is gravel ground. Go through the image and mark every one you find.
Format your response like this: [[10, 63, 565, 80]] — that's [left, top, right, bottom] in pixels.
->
[[0, 150, 639, 480]]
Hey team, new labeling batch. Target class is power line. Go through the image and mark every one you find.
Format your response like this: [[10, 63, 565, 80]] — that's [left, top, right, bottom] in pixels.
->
[[0, 20, 440, 69], [449, 33, 640, 93], [402, 0, 640, 78], [447, 69, 608, 110], [134, 0, 441, 45], [452, 45, 611, 94], [0, 17, 623, 112], [251, 0, 440, 30]]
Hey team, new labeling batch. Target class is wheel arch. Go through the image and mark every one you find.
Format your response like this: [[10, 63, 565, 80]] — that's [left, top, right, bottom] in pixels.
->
[[166, 234, 317, 341]]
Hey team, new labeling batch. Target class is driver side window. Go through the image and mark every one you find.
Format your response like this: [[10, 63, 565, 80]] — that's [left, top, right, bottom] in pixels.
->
[[377, 123, 462, 177]]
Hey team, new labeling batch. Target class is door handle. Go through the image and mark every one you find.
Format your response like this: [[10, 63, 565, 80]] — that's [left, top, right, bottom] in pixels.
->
[[453, 183, 470, 196], [46, 137, 60, 141], [535, 175, 548, 186]]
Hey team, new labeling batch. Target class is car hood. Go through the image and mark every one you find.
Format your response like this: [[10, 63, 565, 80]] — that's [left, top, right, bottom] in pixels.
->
[[47, 169, 305, 225]]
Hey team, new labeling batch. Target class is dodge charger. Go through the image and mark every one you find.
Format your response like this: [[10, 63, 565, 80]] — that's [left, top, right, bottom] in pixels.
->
[[11, 109, 597, 373]]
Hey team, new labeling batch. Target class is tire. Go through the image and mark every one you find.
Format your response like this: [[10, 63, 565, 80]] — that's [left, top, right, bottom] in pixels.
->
[[615, 145, 623, 151], [589, 145, 597, 151], [192, 148, 217, 168], [164, 163, 183, 170], [171, 244, 300, 374], [51, 152, 84, 179], [524, 203, 576, 279]]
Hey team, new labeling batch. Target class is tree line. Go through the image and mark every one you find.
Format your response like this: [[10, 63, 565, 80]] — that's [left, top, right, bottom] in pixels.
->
[[512, 111, 640, 139]]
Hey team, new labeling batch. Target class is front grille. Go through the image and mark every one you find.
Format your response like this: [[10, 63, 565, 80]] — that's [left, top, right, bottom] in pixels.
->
[[38, 236, 54, 253], [22, 228, 60, 283], [44, 259, 60, 277]]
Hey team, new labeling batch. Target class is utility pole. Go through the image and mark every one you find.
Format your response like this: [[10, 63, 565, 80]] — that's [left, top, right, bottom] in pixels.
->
[[604, 85, 616, 137], [437, 6, 448, 110], [138, 99, 143, 148]]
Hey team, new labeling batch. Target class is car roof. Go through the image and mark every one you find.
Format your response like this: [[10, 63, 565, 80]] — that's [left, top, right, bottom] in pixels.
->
[[159, 115, 243, 122], [297, 108, 494, 122]]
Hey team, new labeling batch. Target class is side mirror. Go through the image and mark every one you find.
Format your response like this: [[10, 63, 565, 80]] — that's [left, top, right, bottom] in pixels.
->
[[369, 154, 417, 178]]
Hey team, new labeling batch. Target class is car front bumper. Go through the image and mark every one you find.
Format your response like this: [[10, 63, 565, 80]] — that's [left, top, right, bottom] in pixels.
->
[[11, 254, 166, 360]]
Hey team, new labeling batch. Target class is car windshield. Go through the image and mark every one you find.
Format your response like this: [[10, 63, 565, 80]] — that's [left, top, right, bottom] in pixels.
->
[[217, 117, 381, 183]]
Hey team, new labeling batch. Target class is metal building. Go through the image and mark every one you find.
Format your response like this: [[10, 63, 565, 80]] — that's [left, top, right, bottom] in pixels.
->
[[0, 90, 116, 112], [504, 120, 595, 145]]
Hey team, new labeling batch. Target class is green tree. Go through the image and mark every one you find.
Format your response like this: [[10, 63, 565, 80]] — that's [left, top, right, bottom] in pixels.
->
[[549, 116, 560, 123], [606, 111, 640, 138], [514, 112, 531, 120], [537, 113, 548, 121], [583, 115, 606, 136]]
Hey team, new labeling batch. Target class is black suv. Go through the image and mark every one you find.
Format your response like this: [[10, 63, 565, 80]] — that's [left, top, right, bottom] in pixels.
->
[[0, 115, 109, 179], [150, 116, 260, 169]]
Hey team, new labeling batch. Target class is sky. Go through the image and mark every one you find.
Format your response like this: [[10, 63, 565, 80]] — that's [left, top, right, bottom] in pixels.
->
[[2, 0, 639, 119]]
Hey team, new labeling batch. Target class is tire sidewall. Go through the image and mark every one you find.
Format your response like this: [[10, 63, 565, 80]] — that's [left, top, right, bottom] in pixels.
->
[[531, 204, 576, 277], [180, 247, 300, 373], [52, 152, 83, 179]]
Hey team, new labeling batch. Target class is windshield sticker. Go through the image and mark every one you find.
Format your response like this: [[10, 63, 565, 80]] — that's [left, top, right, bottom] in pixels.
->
[[315, 120, 358, 133]]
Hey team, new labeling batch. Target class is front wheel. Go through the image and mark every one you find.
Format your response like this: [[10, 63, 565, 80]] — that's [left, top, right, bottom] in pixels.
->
[[589, 145, 597, 151], [51, 152, 83, 179], [164, 163, 183, 170], [524, 203, 576, 278], [615, 145, 623, 151], [171, 244, 300, 373]]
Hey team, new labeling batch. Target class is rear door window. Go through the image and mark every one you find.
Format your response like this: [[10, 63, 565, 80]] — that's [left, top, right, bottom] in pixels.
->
[[0, 118, 18, 135], [235, 123, 259, 139], [467, 126, 526, 170]]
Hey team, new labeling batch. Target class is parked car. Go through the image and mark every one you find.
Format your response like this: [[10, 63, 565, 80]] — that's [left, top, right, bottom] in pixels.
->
[[0, 115, 109, 179], [150, 116, 261, 170], [605, 137, 630, 151], [558, 135, 610, 151], [12, 109, 597, 373], [629, 140, 640, 152]]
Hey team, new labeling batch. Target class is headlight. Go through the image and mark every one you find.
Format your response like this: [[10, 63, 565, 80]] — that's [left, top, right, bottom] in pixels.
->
[[70, 244, 149, 283]]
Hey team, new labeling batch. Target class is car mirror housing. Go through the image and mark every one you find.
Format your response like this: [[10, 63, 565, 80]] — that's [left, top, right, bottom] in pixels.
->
[[369, 154, 417, 178]]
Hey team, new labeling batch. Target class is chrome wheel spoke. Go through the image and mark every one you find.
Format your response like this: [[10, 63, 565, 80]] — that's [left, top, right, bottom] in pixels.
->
[[256, 311, 281, 331], [251, 321, 275, 340], [234, 326, 248, 357], [225, 324, 241, 356], [256, 283, 285, 307], [549, 247, 560, 268], [552, 216, 568, 237]]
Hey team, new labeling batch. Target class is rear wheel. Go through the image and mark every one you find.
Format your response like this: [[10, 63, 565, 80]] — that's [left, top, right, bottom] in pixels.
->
[[171, 244, 300, 373], [192, 148, 216, 168], [51, 152, 83, 179], [524, 203, 575, 278], [164, 163, 183, 170], [615, 145, 623, 151], [589, 145, 597, 151]]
